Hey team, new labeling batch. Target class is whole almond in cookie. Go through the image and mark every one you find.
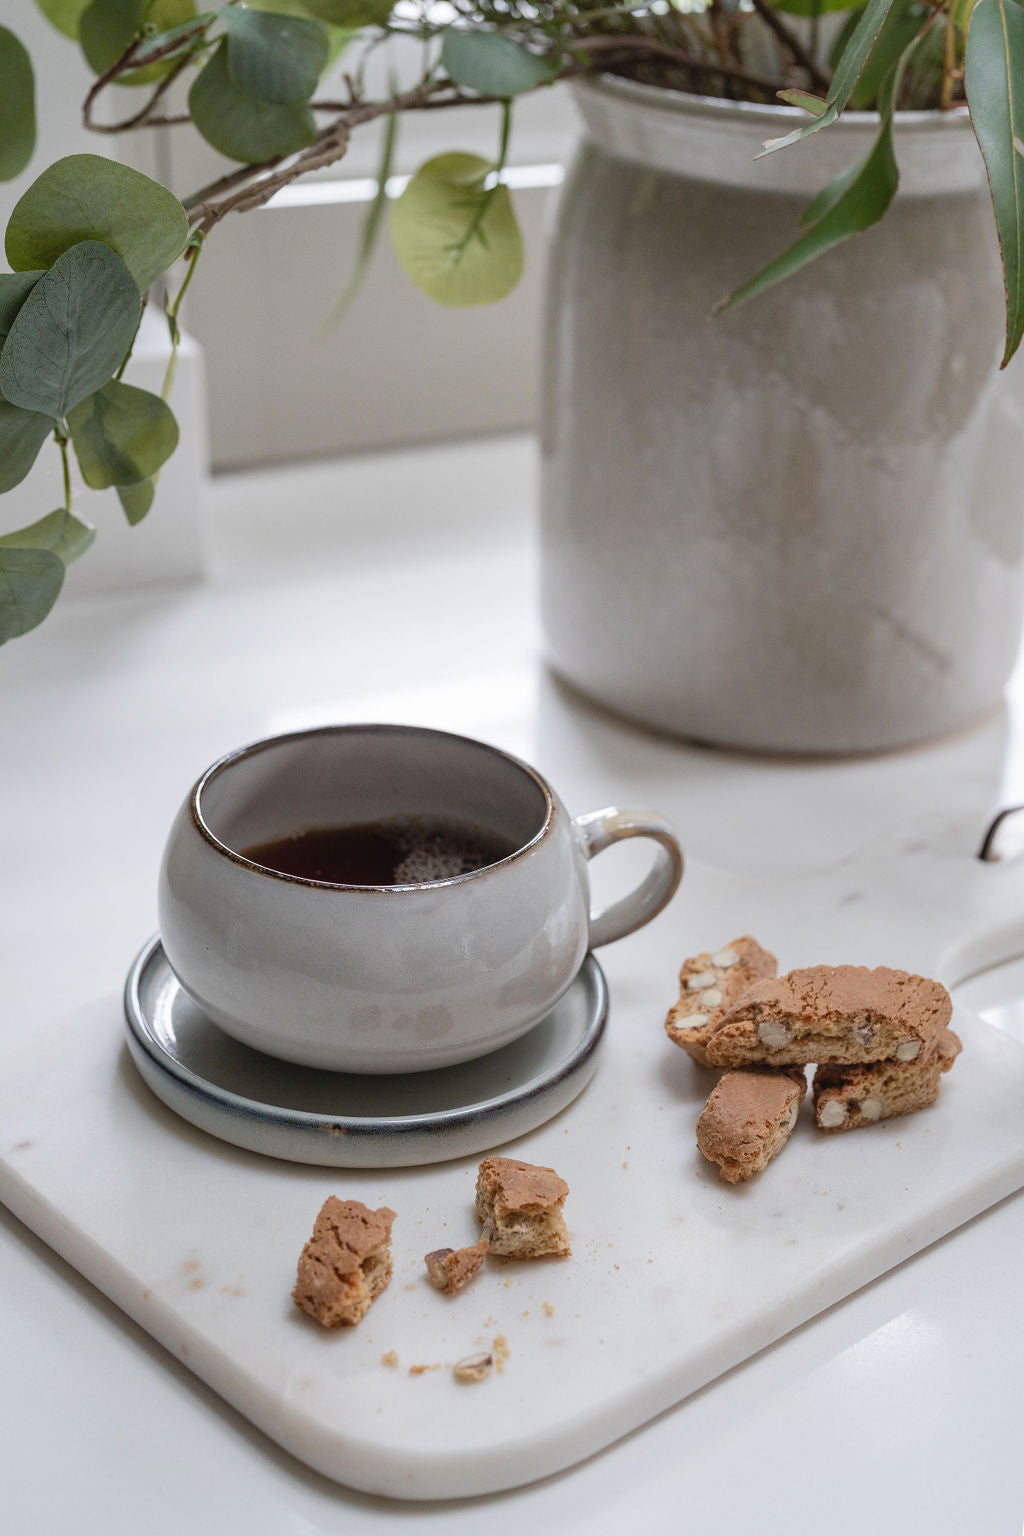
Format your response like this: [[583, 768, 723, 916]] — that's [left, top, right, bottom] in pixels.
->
[[705, 965, 952, 1069], [696, 1067, 806, 1183], [813, 1027, 961, 1132], [665, 935, 777, 1067]]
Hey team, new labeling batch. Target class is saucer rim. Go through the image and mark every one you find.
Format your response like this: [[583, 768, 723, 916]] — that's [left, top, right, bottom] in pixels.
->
[[123, 935, 608, 1145]]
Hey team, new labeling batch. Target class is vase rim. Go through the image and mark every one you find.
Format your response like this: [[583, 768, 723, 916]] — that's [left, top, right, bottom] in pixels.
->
[[569, 74, 983, 196], [575, 71, 974, 134]]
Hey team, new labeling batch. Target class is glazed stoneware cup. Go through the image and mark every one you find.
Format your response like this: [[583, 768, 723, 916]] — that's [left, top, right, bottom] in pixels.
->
[[158, 725, 683, 1073]]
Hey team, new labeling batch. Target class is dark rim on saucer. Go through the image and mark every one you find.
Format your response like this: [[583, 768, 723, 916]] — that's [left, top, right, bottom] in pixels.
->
[[188, 723, 556, 893]]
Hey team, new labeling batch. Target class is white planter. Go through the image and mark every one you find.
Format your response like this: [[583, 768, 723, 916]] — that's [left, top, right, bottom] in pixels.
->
[[540, 76, 1024, 753]]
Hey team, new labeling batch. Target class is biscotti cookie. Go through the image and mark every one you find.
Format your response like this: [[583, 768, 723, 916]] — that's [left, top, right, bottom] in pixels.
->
[[696, 1067, 806, 1184], [665, 935, 778, 1066], [705, 965, 952, 1069], [424, 1239, 489, 1294], [475, 1156, 570, 1259], [292, 1197, 396, 1328], [813, 1027, 961, 1132]]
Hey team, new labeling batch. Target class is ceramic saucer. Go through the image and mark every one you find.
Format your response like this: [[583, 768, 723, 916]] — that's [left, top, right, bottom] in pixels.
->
[[123, 936, 608, 1168]]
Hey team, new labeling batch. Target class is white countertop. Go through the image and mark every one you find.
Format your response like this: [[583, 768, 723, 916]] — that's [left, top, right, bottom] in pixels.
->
[[2, 434, 1022, 1534]]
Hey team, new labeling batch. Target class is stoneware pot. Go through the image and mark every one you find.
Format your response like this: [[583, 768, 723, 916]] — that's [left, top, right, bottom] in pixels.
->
[[540, 76, 1024, 754]]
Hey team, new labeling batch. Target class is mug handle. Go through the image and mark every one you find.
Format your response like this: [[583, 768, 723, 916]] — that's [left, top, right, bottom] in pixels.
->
[[573, 807, 683, 948]]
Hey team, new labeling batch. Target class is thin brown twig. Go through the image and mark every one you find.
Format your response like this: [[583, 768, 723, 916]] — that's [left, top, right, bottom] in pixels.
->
[[748, 0, 830, 93], [562, 33, 792, 95]]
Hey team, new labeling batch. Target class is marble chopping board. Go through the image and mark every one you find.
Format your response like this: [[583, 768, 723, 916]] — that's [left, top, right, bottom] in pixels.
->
[[3, 846, 1024, 1501]]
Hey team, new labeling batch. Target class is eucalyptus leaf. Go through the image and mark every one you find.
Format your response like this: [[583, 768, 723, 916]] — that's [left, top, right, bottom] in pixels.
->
[[0, 271, 45, 349], [760, 0, 897, 155], [129, 12, 215, 68], [68, 379, 178, 488], [849, 0, 927, 107], [391, 152, 523, 306], [0, 401, 53, 494], [189, 38, 317, 162], [777, 88, 831, 115], [298, 0, 393, 26], [966, 0, 1024, 365], [0, 546, 64, 643], [80, 0, 197, 85], [441, 29, 558, 97], [6, 154, 188, 291], [34, 0, 91, 40], [118, 478, 155, 524], [0, 508, 95, 564], [718, 41, 915, 311], [0, 240, 141, 418], [0, 27, 37, 182], [222, 8, 328, 104]]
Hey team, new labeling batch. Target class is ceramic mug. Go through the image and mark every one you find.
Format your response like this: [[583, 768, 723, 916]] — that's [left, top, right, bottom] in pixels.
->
[[158, 724, 683, 1073]]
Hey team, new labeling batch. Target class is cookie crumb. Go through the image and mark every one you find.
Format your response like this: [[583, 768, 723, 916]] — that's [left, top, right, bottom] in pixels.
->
[[380, 1350, 399, 1368], [424, 1239, 489, 1294], [542, 1302, 554, 1317], [409, 1363, 441, 1376], [492, 1335, 510, 1373]]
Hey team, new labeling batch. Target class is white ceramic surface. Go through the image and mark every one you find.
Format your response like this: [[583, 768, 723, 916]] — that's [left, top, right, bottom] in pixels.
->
[[540, 77, 1024, 752], [123, 938, 608, 1166], [158, 725, 681, 1072]]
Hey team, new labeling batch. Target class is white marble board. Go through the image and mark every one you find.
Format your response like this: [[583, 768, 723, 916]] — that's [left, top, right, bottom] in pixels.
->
[[3, 844, 1024, 1500]]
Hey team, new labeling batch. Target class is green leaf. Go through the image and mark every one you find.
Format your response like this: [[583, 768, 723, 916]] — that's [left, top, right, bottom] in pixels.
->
[[441, 29, 558, 97], [0, 27, 37, 182], [391, 152, 523, 307], [0, 271, 44, 349], [80, 0, 197, 85], [118, 477, 155, 524], [0, 401, 53, 493], [34, 0, 91, 40], [0, 546, 64, 643], [966, 0, 1024, 362], [298, 0, 392, 26], [849, 0, 928, 107], [189, 38, 317, 161], [221, 8, 327, 103], [0, 508, 95, 563], [6, 153, 188, 291], [760, 0, 897, 155], [0, 240, 140, 418], [776, 88, 831, 115], [718, 49, 911, 312], [128, 12, 215, 69], [68, 379, 178, 488]]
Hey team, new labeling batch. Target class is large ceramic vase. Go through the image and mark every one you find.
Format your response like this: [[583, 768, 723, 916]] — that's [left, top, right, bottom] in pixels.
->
[[540, 76, 1024, 754]]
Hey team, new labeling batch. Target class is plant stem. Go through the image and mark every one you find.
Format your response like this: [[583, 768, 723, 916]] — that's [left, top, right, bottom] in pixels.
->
[[749, 0, 829, 93], [162, 236, 204, 402], [445, 99, 513, 269], [941, 0, 957, 110]]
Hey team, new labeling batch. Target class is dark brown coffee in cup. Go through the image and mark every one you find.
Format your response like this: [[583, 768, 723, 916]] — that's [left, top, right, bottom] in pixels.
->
[[244, 813, 518, 887]]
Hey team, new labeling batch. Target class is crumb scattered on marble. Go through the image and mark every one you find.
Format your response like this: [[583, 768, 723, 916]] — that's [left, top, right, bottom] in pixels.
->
[[542, 1302, 554, 1317], [381, 1350, 399, 1368], [409, 1363, 441, 1376], [492, 1335, 510, 1373]]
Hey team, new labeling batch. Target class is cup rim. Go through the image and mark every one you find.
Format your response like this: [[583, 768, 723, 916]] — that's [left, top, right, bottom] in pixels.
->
[[189, 723, 556, 893]]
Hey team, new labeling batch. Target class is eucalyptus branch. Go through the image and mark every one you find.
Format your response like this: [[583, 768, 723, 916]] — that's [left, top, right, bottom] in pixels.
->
[[561, 34, 791, 95]]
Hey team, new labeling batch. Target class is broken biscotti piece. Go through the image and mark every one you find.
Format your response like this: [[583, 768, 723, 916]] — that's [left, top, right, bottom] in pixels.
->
[[292, 1197, 396, 1329], [665, 935, 778, 1067], [813, 1027, 962, 1132], [696, 1067, 807, 1184], [475, 1157, 570, 1258], [424, 1238, 490, 1294], [705, 965, 952, 1069]]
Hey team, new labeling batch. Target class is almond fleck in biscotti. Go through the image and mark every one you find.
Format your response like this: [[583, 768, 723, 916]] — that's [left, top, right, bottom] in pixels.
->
[[475, 1157, 570, 1259], [705, 965, 952, 1069], [696, 1067, 806, 1183], [292, 1197, 396, 1328], [424, 1239, 490, 1294], [665, 935, 778, 1066], [813, 1027, 962, 1132]]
